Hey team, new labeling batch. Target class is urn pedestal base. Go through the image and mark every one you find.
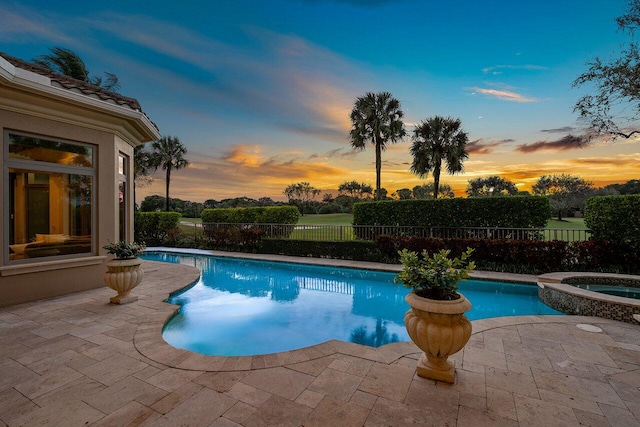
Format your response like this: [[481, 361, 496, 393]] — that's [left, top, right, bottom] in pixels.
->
[[104, 258, 144, 305], [404, 291, 472, 384], [416, 354, 456, 383]]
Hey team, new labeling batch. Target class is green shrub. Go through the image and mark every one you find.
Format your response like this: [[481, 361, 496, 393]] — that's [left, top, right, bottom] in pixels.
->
[[201, 206, 300, 224], [353, 197, 551, 229], [584, 194, 640, 245], [135, 212, 182, 244], [258, 239, 386, 262]]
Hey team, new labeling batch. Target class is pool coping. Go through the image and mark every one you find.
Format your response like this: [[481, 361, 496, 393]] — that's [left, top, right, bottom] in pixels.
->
[[134, 248, 622, 372]]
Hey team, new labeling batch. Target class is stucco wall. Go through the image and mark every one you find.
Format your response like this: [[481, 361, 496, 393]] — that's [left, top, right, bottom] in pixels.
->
[[0, 79, 152, 307]]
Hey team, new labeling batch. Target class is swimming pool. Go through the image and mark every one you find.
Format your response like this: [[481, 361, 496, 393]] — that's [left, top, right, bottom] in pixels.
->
[[142, 252, 562, 356]]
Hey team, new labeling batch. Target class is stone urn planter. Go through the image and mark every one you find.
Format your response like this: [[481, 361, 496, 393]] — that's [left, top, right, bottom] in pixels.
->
[[102, 241, 146, 304], [404, 291, 472, 382], [396, 248, 475, 383]]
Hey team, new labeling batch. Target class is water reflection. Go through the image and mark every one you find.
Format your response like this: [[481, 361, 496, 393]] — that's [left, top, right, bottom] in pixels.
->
[[350, 318, 401, 347]]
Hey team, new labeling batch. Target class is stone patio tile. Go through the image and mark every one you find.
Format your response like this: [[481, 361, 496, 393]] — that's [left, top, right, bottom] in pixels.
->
[[365, 396, 455, 426], [134, 365, 163, 381], [602, 344, 640, 366], [485, 367, 539, 399], [561, 342, 619, 368], [15, 334, 93, 365], [307, 367, 362, 401], [83, 375, 167, 413], [514, 394, 580, 427], [482, 325, 521, 343], [328, 353, 375, 377], [627, 399, 640, 420], [26, 348, 97, 374], [358, 362, 414, 402], [226, 382, 272, 407], [222, 401, 257, 424], [456, 405, 519, 427], [503, 340, 553, 371], [532, 368, 627, 408], [295, 389, 325, 408], [0, 388, 39, 425], [69, 322, 115, 339], [0, 358, 40, 393], [10, 398, 105, 426], [459, 392, 487, 411], [152, 387, 237, 427], [144, 367, 202, 392], [76, 352, 149, 386], [600, 324, 640, 346], [211, 418, 243, 427], [538, 389, 604, 415], [304, 396, 370, 427], [463, 346, 508, 370], [544, 347, 609, 382], [14, 364, 84, 399], [150, 381, 204, 415], [193, 371, 251, 393], [350, 390, 378, 409], [242, 395, 312, 427], [403, 378, 460, 418], [573, 408, 612, 427], [599, 403, 640, 427], [286, 355, 334, 376], [103, 323, 138, 341], [487, 387, 518, 421], [241, 367, 315, 400], [30, 321, 81, 339], [33, 376, 105, 409], [90, 400, 162, 426], [455, 368, 486, 397]]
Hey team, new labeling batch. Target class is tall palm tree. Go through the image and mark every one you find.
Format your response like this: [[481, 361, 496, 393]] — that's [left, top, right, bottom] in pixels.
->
[[410, 116, 469, 199], [151, 136, 189, 212], [33, 47, 120, 92], [349, 92, 406, 200], [133, 145, 158, 210]]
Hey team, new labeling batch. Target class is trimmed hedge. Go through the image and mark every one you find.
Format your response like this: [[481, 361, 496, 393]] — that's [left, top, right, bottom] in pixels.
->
[[135, 212, 182, 244], [258, 239, 385, 262], [374, 235, 639, 275], [201, 228, 265, 251], [584, 194, 640, 245], [353, 197, 551, 228], [201, 206, 300, 224]]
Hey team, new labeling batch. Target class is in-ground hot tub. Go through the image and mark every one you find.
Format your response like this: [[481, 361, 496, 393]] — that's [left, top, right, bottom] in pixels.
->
[[538, 272, 640, 324]]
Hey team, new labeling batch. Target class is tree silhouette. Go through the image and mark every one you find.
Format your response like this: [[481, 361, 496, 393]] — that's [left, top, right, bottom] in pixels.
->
[[349, 92, 406, 200]]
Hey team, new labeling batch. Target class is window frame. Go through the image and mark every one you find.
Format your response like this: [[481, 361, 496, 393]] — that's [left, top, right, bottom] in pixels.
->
[[3, 129, 97, 265]]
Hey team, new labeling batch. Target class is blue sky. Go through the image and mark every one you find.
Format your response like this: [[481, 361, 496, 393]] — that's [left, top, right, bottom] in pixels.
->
[[2, 0, 639, 201]]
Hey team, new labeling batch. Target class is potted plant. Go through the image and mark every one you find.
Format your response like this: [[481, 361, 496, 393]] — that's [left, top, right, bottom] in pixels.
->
[[396, 247, 475, 383], [103, 241, 146, 304]]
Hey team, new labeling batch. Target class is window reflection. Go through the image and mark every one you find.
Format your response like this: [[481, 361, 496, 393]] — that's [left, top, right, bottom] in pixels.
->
[[8, 169, 92, 260], [9, 133, 93, 167]]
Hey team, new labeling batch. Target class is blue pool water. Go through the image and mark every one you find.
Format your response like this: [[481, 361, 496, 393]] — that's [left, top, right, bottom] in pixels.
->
[[142, 252, 563, 356]]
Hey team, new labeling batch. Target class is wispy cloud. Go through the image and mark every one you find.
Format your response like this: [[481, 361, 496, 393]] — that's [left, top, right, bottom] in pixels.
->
[[482, 64, 547, 75], [540, 126, 576, 133], [516, 134, 587, 153], [472, 87, 537, 103], [467, 138, 514, 154]]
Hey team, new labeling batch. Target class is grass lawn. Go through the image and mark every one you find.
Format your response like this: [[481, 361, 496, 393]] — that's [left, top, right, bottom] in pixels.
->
[[297, 213, 353, 226], [546, 217, 586, 229]]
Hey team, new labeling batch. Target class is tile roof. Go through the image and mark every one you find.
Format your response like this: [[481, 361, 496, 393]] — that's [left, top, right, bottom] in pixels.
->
[[0, 52, 142, 111]]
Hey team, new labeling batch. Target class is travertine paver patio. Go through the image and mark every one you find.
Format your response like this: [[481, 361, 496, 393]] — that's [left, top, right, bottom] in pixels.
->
[[0, 254, 639, 426]]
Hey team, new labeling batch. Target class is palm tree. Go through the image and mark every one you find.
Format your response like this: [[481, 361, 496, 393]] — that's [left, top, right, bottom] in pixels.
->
[[410, 116, 469, 198], [133, 145, 158, 210], [349, 92, 406, 200], [151, 136, 189, 212], [33, 47, 120, 92]]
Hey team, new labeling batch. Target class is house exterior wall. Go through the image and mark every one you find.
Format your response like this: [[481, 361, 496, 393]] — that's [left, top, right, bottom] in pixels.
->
[[0, 65, 157, 307]]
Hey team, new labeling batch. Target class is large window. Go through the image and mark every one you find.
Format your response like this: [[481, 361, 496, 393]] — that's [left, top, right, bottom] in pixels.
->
[[5, 132, 94, 261]]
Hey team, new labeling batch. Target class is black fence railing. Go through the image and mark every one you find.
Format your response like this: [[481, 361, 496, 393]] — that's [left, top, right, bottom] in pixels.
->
[[181, 222, 592, 243]]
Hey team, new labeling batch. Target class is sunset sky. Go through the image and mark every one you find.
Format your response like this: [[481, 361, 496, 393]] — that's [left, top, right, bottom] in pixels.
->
[[2, 0, 639, 202]]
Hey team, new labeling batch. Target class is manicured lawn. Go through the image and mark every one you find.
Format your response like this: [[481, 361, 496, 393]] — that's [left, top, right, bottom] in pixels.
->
[[298, 213, 353, 226], [546, 217, 586, 229]]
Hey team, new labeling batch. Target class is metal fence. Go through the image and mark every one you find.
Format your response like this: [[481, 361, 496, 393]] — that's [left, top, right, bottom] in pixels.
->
[[180, 222, 592, 243]]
